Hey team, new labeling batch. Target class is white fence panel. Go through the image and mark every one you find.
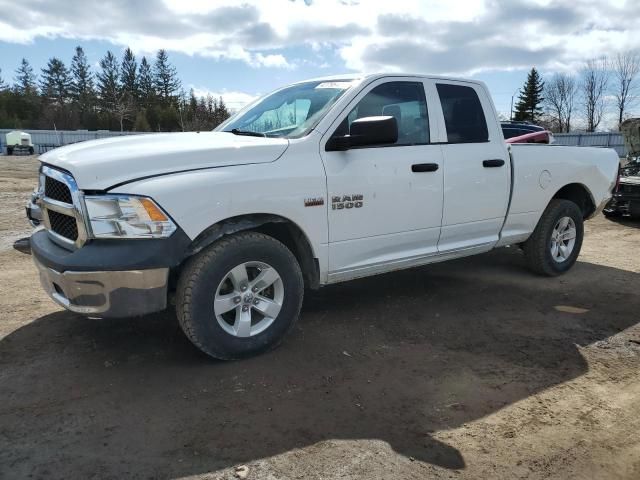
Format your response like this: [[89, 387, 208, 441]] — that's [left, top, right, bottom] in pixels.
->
[[1, 129, 155, 154], [554, 133, 626, 157]]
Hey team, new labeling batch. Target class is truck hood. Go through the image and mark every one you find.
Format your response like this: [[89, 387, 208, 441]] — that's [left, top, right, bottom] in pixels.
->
[[39, 132, 289, 190]]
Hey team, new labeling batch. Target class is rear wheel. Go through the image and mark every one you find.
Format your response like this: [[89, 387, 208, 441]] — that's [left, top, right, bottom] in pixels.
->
[[176, 232, 304, 360], [523, 199, 584, 276], [7, 147, 13, 155]]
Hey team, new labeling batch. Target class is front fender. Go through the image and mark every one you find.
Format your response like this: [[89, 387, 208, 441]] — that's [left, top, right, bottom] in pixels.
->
[[110, 147, 329, 281]]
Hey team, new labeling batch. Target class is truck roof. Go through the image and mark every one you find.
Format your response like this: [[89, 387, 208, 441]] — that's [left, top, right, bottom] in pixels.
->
[[293, 72, 486, 87]]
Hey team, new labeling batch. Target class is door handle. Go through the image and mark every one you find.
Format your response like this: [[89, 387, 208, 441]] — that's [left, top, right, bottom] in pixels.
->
[[412, 163, 439, 173], [483, 159, 505, 168]]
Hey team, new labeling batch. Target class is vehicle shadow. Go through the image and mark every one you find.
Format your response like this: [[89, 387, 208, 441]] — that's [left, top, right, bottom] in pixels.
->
[[1, 248, 638, 479], [604, 215, 640, 228]]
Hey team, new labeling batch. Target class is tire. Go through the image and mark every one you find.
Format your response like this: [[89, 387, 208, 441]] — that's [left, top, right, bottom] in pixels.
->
[[176, 232, 304, 360], [28, 146, 34, 155], [7, 147, 13, 155], [523, 199, 584, 276]]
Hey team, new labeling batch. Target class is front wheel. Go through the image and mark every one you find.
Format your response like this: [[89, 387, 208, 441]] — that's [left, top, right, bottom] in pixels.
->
[[523, 199, 584, 276], [176, 232, 304, 360]]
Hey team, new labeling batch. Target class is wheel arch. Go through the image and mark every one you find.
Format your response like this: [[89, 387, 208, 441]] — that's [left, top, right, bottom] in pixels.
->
[[185, 213, 320, 289], [551, 183, 596, 219]]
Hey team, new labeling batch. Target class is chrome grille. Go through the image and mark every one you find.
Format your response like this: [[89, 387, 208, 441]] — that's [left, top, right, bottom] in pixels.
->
[[48, 210, 79, 241], [45, 176, 73, 204], [39, 166, 88, 250]]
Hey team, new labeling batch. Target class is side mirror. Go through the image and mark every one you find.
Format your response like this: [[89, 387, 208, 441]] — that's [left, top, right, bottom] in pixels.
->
[[325, 116, 398, 151]]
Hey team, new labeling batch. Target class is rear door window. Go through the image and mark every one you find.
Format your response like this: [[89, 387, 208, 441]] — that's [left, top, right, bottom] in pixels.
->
[[436, 84, 489, 143]]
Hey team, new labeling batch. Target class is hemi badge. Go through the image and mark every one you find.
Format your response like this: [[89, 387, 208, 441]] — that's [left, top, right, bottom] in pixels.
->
[[304, 197, 324, 207]]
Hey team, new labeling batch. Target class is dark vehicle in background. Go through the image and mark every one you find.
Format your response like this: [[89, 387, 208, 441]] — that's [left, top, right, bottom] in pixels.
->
[[500, 121, 545, 139], [604, 158, 640, 218], [605, 118, 640, 218]]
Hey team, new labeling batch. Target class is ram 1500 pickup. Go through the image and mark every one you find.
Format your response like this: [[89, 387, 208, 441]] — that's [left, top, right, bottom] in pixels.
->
[[26, 74, 619, 359]]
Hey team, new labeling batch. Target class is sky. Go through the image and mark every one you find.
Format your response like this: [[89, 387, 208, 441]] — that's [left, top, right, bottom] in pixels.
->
[[0, 0, 639, 126]]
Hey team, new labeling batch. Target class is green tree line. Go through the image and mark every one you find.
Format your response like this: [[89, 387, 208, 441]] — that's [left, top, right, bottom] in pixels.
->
[[0, 47, 230, 132]]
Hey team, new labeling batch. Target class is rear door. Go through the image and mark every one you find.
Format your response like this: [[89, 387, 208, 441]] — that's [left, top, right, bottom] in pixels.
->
[[433, 81, 511, 252], [320, 78, 444, 281]]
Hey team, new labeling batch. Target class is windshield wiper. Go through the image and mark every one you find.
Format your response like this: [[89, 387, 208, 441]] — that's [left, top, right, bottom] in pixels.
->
[[227, 128, 266, 137]]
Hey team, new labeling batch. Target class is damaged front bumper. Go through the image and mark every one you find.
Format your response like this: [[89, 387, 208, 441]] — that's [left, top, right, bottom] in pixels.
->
[[29, 227, 192, 318], [34, 259, 169, 317]]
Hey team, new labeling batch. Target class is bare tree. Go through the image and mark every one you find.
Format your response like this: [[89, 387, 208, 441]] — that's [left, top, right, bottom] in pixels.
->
[[612, 51, 640, 130], [544, 73, 577, 133], [114, 92, 136, 132], [581, 57, 609, 132]]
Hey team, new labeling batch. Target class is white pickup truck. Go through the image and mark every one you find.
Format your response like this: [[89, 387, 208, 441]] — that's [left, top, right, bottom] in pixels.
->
[[26, 73, 618, 359]]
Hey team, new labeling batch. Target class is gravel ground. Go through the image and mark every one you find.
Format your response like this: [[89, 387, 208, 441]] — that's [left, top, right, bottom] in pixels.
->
[[1, 155, 639, 480]]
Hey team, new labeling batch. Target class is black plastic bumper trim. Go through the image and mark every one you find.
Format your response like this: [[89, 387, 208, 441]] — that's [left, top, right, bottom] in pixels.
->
[[30, 228, 192, 273]]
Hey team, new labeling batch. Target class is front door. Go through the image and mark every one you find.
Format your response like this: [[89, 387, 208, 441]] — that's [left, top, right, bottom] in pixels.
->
[[320, 79, 444, 281]]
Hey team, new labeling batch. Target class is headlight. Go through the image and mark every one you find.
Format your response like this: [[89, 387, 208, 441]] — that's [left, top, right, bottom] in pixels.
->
[[83, 195, 176, 239]]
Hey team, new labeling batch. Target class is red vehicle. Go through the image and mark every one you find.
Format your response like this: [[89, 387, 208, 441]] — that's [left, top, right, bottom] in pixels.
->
[[505, 130, 555, 144]]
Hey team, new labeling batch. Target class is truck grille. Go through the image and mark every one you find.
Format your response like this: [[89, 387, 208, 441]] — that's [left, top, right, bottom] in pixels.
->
[[45, 176, 73, 204], [48, 210, 79, 241], [40, 166, 87, 249]]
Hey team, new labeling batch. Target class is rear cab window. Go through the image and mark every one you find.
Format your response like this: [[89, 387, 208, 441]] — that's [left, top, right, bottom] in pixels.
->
[[436, 83, 489, 143]]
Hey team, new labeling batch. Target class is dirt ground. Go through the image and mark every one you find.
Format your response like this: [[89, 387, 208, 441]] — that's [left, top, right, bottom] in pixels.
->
[[1, 155, 639, 480]]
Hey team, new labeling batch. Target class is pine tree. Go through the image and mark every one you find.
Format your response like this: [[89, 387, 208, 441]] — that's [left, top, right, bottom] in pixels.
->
[[96, 51, 121, 110], [120, 47, 138, 101], [0, 68, 6, 91], [14, 58, 37, 95], [214, 96, 230, 126], [40, 57, 71, 107], [153, 49, 181, 102], [514, 67, 545, 123], [133, 109, 151, 131], [189, 88, 198, 113], [96, 50, 134, 129], [138, 56, 154, 106], [70, 46, 95, 114]]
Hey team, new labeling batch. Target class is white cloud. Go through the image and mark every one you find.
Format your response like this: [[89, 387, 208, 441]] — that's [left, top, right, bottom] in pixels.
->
[[0, 0, 638, 76], [252, 53, 293, 69], [190, 87, 259, 110], [339, 0, 640, 76]]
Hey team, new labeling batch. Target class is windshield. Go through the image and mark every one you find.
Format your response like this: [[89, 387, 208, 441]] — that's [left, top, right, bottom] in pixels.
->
[[217, 80, 357, 138]]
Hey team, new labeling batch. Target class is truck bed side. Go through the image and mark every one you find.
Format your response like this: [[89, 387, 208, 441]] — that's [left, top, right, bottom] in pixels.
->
[[497, 143, 618, 247]]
